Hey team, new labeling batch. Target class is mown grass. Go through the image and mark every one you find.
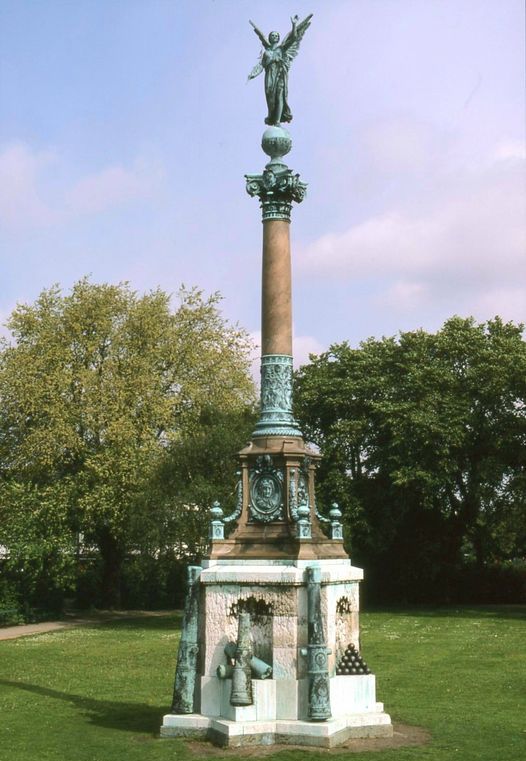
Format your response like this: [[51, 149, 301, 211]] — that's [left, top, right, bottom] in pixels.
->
[[0, 607, 524, 761]]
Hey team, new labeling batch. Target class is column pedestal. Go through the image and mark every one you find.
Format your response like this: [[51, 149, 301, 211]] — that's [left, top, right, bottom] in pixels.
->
[[161, 559, 392, 748]]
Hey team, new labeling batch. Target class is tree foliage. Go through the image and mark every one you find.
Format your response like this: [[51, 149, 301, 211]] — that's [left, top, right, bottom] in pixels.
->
[[294, 317, 526, 602], [0, 279, 256, 609]]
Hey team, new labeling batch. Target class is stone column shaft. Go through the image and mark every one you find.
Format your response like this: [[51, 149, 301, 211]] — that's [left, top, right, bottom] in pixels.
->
[[245, 141, 306, 440], [262, 219, 292, 357]]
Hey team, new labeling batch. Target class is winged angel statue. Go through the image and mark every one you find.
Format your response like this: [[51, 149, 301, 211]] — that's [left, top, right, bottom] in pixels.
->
[[248, 14, 313, 126]]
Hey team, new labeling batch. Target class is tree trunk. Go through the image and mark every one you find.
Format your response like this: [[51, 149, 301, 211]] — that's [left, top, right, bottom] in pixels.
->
[[98, 528, 124, 609]]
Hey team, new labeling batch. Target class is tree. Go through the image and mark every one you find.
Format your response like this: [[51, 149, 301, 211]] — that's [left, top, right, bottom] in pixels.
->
[[152, 406, 256, 560], [0, 279, 256, 608], [0, 480, 77, 615], [294, 317, 526, 602]]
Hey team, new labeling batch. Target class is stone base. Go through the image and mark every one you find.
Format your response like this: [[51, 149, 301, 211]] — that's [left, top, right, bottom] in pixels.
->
[[161, 707, 393, 748], [199, 674, 378, 721], [199, 559, 364, 680], [162, 558, 393, 748]]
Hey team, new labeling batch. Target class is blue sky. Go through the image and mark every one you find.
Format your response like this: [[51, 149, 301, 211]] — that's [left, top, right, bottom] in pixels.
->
[[1, 0, 524, 367]]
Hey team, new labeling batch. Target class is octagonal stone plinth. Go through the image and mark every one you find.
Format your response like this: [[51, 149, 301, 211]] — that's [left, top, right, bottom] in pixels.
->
[[161, 559, 392, 747]]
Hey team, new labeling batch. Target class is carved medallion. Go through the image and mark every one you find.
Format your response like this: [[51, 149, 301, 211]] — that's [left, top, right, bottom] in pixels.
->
[[249, 455, 284, 522]]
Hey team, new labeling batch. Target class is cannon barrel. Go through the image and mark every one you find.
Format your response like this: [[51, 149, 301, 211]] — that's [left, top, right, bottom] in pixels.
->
[[171, 566, 201, 713]]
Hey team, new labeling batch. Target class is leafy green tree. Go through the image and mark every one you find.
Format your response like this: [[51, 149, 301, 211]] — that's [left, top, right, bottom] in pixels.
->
[[0, 279, 256, 608], [0, 480, 77, 615], [295, 317, 526, 602], [152, 406, 256, 560]]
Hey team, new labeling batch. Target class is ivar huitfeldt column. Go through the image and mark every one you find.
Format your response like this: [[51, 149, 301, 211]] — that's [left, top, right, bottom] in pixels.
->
[[161, 14, 393, 747]]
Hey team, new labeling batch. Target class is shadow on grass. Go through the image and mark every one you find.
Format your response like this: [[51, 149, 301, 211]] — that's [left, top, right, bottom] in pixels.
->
[[363, 605, 526, 621], [0, 679, 168, 735]]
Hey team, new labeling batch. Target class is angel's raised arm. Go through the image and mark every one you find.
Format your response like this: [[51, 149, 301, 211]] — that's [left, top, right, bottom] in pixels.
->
[[290, 15, 299, 36], [249, 19, 269, 48], [282, 13, 313, 52]]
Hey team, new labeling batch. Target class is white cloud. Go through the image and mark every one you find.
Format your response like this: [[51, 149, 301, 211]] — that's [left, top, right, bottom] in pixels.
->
[[299, 143, 525, 323], [362, 117, 440, 174], [379, 280, 428, 311], [67, 158, 165, 215], [293, 334, 325, 368], [0, 142, 59, 228], [493, 139, 526, 162], [0, 142, 165, 231], [470, 287, 526, 324]]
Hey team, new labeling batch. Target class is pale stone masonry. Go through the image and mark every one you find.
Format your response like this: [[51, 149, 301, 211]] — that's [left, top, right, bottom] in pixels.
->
[[161, 557, 392, 746]]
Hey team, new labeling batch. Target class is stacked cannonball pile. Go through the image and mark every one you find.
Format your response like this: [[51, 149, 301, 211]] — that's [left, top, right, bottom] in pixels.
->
[[335, 643, 371, 675]]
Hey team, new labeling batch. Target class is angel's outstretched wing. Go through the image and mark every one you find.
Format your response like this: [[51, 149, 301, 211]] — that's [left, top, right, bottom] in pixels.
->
[[248, 59, 264, 80], [282, 13, 313, 63]]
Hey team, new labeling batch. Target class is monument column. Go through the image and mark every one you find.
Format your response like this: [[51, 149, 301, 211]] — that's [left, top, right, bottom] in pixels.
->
[[162, 14, 393, 747], [261, 218, 292, 357], [246, 126, 306, 440]]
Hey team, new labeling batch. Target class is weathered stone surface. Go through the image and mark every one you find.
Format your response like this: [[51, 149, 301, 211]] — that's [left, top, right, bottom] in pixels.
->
[[202, 588, 240, 676], [272, 646, 298, 678], [333, 584, 360, 661], [161, 710, 393, 747], [329, 675, 377, 716], [200, 676, 221, 718], [201, 564, 364, 678], [200, 561, 362, 584], [262, 220, 293, 356], [272, 614, 297, 648], [276, 678, 304, 720], [162, 559, 391, 747], [160, 712, 210, 737], [254, 679, 277, 720]]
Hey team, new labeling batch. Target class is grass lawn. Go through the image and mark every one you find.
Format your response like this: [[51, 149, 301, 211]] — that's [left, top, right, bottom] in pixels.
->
[[0, 607, 524, 761]]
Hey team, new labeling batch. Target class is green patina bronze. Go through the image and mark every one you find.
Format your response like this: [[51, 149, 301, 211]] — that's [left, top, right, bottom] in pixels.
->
[[314, 499, 345, 541], [219, 642, 273, 680], [248, 14, 313, 126], [249, 454, 285, 523], [230, 612, 253, 706], [209, 474, 244, 540], [209, 500, 224, 540], [302, 566, 332, 721], [289, 466, 312, 538], [171, 565, 201, 714], [329, 502, 344, 540], [252, 354, 303, 438], [223, 473, 243, 525], [245, 164, 307, 222], [246, 125, 306, 224]]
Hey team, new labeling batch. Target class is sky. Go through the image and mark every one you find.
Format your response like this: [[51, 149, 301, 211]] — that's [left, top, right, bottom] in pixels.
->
[[1, 0, 525, 369]]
